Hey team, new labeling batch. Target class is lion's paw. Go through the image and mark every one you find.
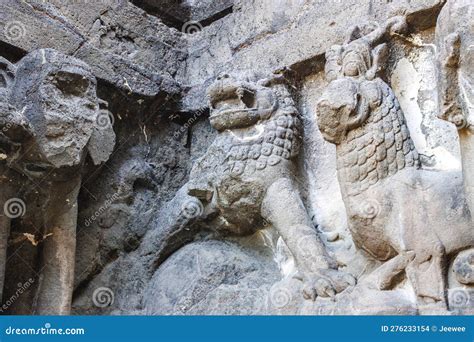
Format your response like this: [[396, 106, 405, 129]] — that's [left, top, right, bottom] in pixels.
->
[[296, 269, 356, 301]]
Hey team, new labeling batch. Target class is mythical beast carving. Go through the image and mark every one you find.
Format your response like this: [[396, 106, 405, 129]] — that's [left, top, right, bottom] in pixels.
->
[[145, 72, 356, 302], [0, 49, 115, 314], [436, 0, 474, 211], [316, 17, 474, 313], [436, 0, 474, 296]]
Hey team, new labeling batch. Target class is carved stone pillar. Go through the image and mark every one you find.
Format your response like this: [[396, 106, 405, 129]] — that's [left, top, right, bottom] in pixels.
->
[[0, 49, 115, 314]]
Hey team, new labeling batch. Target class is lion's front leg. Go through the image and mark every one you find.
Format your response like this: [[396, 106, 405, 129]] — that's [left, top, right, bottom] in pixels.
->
[[261, 178, 355, 300], [139, 185, 215, 270]]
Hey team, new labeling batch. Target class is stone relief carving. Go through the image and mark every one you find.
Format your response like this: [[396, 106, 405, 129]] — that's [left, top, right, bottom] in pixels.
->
[[434, 0, 474, 314], [0, 1, 472, 317], [145, 72, 356, 305], [0, 49, 115, 314], [316, 16, 474, 313], [436, 0, 474, 213]]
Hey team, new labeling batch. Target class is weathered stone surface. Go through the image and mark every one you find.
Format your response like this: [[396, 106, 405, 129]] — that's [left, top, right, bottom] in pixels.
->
[[0, 0, 184, 97], [181, 0, 446, 110], [0, 0, 473, 317], [0, 0, 84, 54], [144, 239, 279, 315], [133, 0, 234, 26], [436, 0, 474, 218], [1, 49, 115, 314]]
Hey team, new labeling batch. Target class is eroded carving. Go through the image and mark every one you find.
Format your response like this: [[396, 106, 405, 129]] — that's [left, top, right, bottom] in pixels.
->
[[145, 73, 356, 306], [0, 49, 115, 314], [435, 0, 474, 310], [316, 17, 474, 313]]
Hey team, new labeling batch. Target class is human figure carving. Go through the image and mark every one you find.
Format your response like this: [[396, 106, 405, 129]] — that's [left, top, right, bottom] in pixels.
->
[[144, 72, 356, 300], [0, 49, 115, 314], [316, 17, 474, 313]]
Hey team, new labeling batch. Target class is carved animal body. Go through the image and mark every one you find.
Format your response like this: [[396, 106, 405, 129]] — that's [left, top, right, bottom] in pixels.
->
[[320, 75, 471, 259], [188, 77, 302, 235], [436, 0, 474, 216], [143, 73, 356, 302], [435, 0, 474, 306], [316, 18, 474, 311]]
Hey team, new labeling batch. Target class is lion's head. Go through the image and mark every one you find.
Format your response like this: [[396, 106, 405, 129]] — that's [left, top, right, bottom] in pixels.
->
[[316, 78, 369, 145], [206, 72, 280, 131]]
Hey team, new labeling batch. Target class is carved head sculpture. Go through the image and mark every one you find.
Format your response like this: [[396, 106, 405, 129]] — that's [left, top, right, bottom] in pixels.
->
[[318, 17, 409, 145], [2, 49, 115, 180], [188, 72, 301, 204], [206, 72, 280, 131], [316, 78, 368, 145], [317, 17, 419, 196], [341, 41, 373, 78], [0, 58, 30, 154], [324, 17, 406, 82], [327, 38, 388, 82], [206, 71, 302, 164]]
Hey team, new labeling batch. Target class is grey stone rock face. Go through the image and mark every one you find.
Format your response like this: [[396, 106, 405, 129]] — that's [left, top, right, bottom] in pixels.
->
[[0, 0, 183, 98], [0, 0, 473, 316], [436, 0, 474, 221], [144, 239, 280, 315], [0, 49, 115, 314], [315, 14, 473, 314]]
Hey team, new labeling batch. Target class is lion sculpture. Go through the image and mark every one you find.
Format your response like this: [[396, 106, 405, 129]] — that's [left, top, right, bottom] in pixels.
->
[[316, 16, 474, 313], [144, 72, 356, 301]]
